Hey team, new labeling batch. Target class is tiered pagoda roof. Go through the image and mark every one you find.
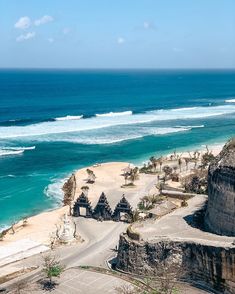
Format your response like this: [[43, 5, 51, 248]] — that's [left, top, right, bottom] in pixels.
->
[[93, 192, 113, 220], [112, 194, 133, 222], [73, 192, 93, 217]]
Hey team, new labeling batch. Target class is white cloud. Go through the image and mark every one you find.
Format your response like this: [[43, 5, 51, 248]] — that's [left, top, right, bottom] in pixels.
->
[[117, 37, 125, 44], [144, 21, 150, 29], [34, 15, 54, 26], [16, 32, 35, 42], [48, 38, 54, 43], [14, 16, 31, 30], [143, 21, 156, 30], [62, 27, 71, 35]]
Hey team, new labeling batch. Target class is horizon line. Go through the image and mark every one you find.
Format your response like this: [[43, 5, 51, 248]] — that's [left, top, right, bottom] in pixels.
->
[[0, 67, 235, 71]]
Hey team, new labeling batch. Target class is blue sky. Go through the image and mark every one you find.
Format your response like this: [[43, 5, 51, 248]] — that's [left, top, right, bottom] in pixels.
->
[[0, 0, 235, 68]]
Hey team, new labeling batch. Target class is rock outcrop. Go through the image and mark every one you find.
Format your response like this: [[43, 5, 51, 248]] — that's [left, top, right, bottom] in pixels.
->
[[117, 234, 235, 294], [205, 139, 235, 236], [63, 174, 76, 206]]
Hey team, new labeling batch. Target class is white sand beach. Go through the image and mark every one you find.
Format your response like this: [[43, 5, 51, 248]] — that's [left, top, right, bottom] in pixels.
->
[[0, 143, 223, 250]]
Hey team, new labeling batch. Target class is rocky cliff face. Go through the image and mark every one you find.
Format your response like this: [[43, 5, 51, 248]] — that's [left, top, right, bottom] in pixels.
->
[[117, 234, 235, 294], [63, 174, 76, 206], [205, 139, 235, 236]]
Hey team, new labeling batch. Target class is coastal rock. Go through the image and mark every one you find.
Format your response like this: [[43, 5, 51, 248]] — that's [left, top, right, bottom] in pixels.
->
[[205, 139, 235, 236], [117, 234, 235, 294], [63, 174, 76, 206]]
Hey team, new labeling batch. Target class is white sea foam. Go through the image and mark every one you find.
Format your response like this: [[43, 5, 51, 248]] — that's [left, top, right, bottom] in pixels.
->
[[1, 146, 36, 151], [0, 105, 234, 139], [95, 111, 133, 117], [44, 178, 65, 201], [0, 150, 24, 156], [0, 146, 35, 157], [55, 115, 83, 121], [65, 127, 190, 145], [225, 98, 235, 103], [176, 125, 204, 129]]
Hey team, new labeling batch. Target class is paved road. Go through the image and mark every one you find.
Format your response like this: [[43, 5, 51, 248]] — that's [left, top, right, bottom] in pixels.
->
[[134, 195, 235, 247]]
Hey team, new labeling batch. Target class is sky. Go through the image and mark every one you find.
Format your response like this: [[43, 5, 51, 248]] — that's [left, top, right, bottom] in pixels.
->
[[0, 0, 235, 69]]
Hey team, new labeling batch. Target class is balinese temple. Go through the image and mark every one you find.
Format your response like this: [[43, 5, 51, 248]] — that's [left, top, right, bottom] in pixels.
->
[[93, 192, 113, 220], [112, 194, 133, 222], [73, 192, 93, 217]]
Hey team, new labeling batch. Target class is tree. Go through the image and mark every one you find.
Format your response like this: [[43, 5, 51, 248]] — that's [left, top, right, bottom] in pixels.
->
[[149, 156, 158, 173], [129, 209, 141, 223], [158, 157, 163, 172], [163, 165, 173, 180], [184, 158, 190, 171], [178, 158, 183, 172], [182, 170, 207, 194], [42, 254, 65, 290], [129, 167, 139, 185], [86, 169, 96, 184], [201, 152, 215, 168], [81, 186, 89, 196]]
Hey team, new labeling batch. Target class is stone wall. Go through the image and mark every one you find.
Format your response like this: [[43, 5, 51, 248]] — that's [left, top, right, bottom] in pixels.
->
[[117, 234, 235, 294], [205, 140, 235, 236]]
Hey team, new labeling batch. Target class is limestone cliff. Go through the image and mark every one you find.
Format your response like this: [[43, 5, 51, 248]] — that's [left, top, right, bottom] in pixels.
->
[[63, 174, 76, 206], [205, 139, 235, 236], [117, 234, 235, 294]]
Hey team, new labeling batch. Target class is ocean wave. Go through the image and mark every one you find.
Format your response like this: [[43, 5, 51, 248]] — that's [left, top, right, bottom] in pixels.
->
[[176, 125, 204, 129], [55, 115, 83, 121], [44, 178, 65, 201], [95, 111, 133, 117], [0, 146, 35, 157], [65, 127, 191, 145], [0, 105, 235, 139], [1, 146, 36, 151], [0, 150, 24, 156], [225, 98, 235, 103]]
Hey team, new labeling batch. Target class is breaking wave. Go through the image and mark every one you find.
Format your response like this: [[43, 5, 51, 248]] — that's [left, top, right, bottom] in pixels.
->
[[65, 127, 191, 145], [44, 178, 66, 202], [1, 146, 36, 151], [0, 105, 234, 139], [0, 150, 24, 156], [0, 146, 35, 157], [225, 98, 235, 103], [55, 115, 83, 121], [95, 111, 133, 117]]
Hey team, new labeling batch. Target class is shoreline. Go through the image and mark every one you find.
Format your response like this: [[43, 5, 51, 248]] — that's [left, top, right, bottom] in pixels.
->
[[0, 140, 224, 243]]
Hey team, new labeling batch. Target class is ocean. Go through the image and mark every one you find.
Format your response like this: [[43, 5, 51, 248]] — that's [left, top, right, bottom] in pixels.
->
[[0, 69, 235, 229]]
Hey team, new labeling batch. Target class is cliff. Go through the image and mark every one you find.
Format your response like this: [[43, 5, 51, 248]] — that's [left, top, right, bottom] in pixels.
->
[[205, 139, 235, 236], [117, 234, 235, 294], [62, 174, 76, 206]]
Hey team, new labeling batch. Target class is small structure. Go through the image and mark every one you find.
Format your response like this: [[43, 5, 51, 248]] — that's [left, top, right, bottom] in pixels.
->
[[122, 165, 132, 175], [73, 192, 93, 217], [113, 195, 133, 222], [58, 213, 76, 244], [171, 172, 179, 182], [93, 192, 113, 221], [148, 200, 178, 218]]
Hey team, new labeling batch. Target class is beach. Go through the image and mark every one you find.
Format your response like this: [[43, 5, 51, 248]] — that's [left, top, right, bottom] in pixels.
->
[[0, 142, 223, 249]]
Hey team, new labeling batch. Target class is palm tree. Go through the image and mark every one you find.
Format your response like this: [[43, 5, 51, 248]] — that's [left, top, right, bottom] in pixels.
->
[[129, 167, 139, 184], [130, 209, 141, 222], [150, 156, 158, 172], [184, 158, 190, 171], [178, 158, 182, 172], [163, 165, 173, 180], [158, 157, 163, 172]]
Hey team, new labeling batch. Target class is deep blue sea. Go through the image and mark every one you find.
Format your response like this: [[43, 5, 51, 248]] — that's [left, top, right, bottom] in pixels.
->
[[0, 69, 235, 229]]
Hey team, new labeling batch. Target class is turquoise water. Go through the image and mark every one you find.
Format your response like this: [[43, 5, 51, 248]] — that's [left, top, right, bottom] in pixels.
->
[[0, 69, 235, 229]]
